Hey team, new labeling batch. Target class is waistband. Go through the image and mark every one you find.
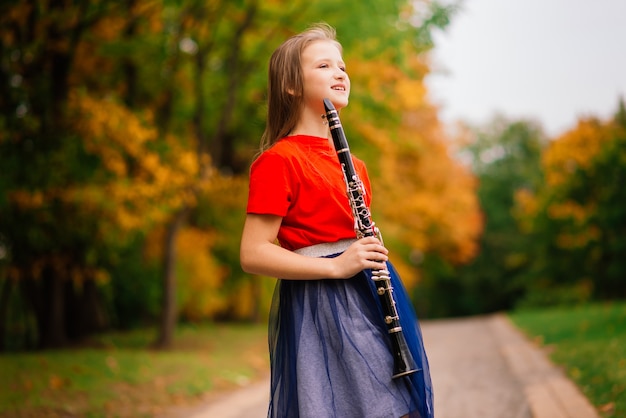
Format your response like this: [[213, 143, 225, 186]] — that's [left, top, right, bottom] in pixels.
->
[[293, 238, 357, 258]]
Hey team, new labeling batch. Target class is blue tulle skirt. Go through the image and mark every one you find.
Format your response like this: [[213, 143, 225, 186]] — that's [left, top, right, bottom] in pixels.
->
[[267, 258, 433, 418]]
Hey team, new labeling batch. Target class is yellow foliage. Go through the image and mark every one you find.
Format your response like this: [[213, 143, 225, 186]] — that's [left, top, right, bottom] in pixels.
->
[[176, 227, 228, 320], [548, 201, 594, 225], [67, 91, 199, 237], [8, 190, 45, 209], [556, 226, 600, 250], [517, 114, 620, 251], [350, 58, 406, 110], [513, 189, 538, 233], [373, 121, 481, 266], [543, 118, 610, 187], [395, 79, 427, 110], [145, 226, 228, 320], [346, 70, 482, 283], [228, 280, 260, 320], [544, 195, 599, 252], [224, 277, 275, 322], [68, 2, 162, 81], [514, 189, 537, 215], [8, 90, 205, 252]]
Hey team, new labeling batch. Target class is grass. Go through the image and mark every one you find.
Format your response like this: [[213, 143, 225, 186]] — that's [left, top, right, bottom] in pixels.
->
[[509, 301, 626, 418], [0, 322, 269, 417], [3, 303, 624, 417]]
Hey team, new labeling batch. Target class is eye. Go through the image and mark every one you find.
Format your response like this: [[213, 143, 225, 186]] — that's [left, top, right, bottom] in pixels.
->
[[318, 63, 329, 68]]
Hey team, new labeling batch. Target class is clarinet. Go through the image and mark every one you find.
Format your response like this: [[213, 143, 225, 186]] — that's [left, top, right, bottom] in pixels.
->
[[323, 98, 418, 379]]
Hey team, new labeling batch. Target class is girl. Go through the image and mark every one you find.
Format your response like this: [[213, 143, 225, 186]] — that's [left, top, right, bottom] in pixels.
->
[[240, 23, 433, 418]]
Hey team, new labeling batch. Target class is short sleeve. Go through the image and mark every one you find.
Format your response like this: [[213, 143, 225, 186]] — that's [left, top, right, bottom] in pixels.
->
[[247, 151, 292, 216]]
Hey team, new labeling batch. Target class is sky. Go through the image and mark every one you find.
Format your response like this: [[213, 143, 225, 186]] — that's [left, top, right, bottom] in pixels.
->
[[425, 0, 626, 138]]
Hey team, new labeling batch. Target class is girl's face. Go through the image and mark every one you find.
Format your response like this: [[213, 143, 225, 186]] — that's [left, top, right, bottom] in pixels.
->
[[300, 40, 350, 114]]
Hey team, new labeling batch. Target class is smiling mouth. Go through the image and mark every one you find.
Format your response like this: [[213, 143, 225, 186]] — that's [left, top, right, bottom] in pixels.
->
[[332, 86, 346, 91]]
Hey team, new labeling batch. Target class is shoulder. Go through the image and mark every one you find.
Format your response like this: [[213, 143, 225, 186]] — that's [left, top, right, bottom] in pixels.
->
[[250, 141, 304, 184], [252, 139, 302, 168]]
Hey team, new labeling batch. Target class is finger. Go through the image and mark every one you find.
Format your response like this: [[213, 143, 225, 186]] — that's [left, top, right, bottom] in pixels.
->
[[369, 259, 388, 270], [363, 250, 388, 262], [358, 236, 380, 245], [363, 243, 388, 255]]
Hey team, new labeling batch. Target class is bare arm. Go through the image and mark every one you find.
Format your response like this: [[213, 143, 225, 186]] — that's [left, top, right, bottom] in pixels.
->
[[240, 213, 388, 280]]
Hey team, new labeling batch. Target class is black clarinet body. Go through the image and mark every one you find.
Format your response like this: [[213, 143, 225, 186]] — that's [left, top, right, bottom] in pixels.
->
[[323, 98, 418, 379]]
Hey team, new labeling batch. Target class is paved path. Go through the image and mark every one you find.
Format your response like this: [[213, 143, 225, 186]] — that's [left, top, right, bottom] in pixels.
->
[[166, 314, 599, 418]]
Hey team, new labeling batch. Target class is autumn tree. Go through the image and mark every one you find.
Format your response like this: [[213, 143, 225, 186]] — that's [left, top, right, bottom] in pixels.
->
[[0, 1, 197, 348], [0, 0, 481, 349], [515, 100, 626, 305], [0, 1, 131, 348], [433, 117, 546, 316]]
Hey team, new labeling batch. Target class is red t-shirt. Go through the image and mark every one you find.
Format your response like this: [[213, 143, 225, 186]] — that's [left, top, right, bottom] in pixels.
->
[[247, 134, 372, 251]]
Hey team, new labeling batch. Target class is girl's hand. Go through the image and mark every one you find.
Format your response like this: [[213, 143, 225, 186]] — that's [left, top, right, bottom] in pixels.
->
[[331, 237, 388, 278]]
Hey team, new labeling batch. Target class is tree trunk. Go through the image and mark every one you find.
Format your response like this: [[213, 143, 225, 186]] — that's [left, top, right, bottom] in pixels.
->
[[122, 0, 138, 108], [153, 208, 189, 349], [210, 2, 257, 171], [0, 278, 12, 351], [65, 278, 109, 340], [39, 270, 67, 348]]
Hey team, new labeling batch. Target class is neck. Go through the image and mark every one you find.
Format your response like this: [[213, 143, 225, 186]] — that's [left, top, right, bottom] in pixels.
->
[[290, 107, 332, 139]]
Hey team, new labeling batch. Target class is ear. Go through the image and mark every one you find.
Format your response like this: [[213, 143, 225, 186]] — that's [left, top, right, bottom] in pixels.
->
[[286, 87, 296, 96]]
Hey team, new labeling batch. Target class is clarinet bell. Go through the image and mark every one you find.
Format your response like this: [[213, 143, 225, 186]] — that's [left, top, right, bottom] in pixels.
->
[[391, 332, 420, 379]]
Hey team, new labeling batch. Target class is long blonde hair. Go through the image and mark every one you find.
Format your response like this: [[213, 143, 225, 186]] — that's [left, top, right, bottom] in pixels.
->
[[260, 23, 342, 151]]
